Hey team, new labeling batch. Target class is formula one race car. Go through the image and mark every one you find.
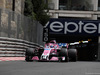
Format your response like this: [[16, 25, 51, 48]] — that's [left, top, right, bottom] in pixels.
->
[[25, 40, 77, 62]]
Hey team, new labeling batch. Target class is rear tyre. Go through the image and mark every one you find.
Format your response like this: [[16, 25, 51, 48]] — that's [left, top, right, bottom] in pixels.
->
[[68, 49, 77, 62], [59, 48, 69, 62], [64, 56, 69, 62]]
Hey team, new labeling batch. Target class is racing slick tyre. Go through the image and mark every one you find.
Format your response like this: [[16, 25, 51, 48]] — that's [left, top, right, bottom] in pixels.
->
[[25, 48, 34, 62], [68, 49, 77, 62], [59, 48, 69, 62], [25, 55, 33, 62], [25, 48, 35, 56]]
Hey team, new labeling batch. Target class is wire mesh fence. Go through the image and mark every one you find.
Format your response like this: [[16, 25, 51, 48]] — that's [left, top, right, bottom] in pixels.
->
[[0, 8, 43, 45]]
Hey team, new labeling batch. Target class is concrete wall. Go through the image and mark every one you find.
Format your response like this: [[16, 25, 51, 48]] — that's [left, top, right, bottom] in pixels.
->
[[0, 8, 43, 45], [50, 0, 59, 18], [0, 0, 25, 14], [0, 0, 6, 8], [15, 0, 25, 14]]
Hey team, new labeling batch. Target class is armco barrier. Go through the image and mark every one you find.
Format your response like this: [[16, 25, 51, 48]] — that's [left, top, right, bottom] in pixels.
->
[[0, 37, 43, 57]]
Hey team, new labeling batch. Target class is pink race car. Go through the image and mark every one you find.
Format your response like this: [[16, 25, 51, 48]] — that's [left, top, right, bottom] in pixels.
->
[[25, 40, 77, 62]]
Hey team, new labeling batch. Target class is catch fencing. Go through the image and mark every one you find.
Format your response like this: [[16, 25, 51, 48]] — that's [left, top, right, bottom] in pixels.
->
[[0, 8, 44, 57]]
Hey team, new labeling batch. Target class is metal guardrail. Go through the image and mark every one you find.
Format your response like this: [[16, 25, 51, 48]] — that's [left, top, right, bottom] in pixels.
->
[[0, 37, 43, 57]]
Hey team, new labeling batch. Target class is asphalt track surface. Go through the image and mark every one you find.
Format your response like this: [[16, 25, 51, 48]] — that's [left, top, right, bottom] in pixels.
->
[[0, 61, 100, 75]]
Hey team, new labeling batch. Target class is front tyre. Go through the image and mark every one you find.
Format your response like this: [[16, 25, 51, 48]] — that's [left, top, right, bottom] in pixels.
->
[[25, 56, 33, 62], [25, 48, 34, 62]]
